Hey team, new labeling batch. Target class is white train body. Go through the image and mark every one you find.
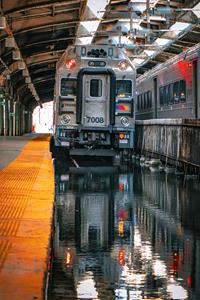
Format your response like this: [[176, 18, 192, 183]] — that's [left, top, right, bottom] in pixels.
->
[[52, 45, 136, 156]]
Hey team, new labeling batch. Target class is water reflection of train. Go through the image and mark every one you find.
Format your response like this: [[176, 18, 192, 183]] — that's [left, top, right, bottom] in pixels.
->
[[134, 167, 200, 299], [50, 170, 135, 299], [49, 166, 200, 299]]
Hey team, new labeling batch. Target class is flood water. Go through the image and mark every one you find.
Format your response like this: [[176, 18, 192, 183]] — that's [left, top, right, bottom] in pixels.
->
[[48, 160, 200, 300]]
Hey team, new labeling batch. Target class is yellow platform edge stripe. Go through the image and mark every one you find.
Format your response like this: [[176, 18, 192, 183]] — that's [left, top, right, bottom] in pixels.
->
[[0, 134, 54, 300]]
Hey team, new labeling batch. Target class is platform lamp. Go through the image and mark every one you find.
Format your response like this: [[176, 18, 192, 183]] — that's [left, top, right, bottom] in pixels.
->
[[0, 16, 6, 30], [25, 77, 31, 84], [12, 49, 21, 60], [17, 61, 25, 70], [5, 37, 15, 48]]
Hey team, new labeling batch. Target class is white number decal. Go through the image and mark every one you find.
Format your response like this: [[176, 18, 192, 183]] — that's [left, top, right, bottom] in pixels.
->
[[86, 116, 104, 123]]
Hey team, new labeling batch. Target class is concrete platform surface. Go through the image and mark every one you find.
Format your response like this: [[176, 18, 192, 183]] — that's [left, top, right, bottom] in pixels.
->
[[0, 134, 43, 171], [0, 134, 54, 300]]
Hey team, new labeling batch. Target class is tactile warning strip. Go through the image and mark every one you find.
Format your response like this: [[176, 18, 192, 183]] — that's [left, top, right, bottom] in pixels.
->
[[0, 135, 54, 300]]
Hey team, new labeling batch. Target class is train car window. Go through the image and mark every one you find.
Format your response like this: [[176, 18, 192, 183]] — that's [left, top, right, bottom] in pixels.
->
[[116, 80, 132, 98], [149, 91, 152, 108], [140, 94, 143, 110], [173, 81, 179, 103], [144, 92, 148, 109], [60, 78, 77, 96], [169, 83, 174, 104], [90, 79, 102, 97], [159, 86, 164, 106], [163, 86, 167, 105], [180, 80, 186, 101], [147, 91, 151, 108], [165, 85, 170, 106], [138, 95, 141, 110], [137, 95, 140, 111]]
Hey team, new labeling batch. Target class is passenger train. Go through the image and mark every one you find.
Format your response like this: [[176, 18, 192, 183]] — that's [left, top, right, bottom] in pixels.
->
[[50, 45, 136, 158], [136, 43, 200, 120]]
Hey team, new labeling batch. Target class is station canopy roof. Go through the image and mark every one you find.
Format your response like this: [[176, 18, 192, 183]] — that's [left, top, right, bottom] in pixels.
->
[[0, 0, 200, 109]]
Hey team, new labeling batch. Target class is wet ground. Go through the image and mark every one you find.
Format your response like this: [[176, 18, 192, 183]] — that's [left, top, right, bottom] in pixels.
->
[[47, 159, 200, 300]]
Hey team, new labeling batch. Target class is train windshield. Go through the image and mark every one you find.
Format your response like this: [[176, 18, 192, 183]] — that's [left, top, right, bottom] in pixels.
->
[[116, 80, 132, 98], [60, 78, 77, 96]]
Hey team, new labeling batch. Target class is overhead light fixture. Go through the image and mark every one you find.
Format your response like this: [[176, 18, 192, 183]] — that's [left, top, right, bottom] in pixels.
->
[[0, 16, 6, 30], [25, 77, 31, 83], [17, 61, 25, 70], [12, 50, 21, 60], [5, 37, 15, 48]]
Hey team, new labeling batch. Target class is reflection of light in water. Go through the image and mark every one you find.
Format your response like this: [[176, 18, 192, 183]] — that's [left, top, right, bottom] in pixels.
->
[[141, 243, 152, 261], [167, 278, 188, 299], [134, 228, 142, 247], [115, 288, 127, 300], [122, 266, 146, 285], [152, 259, 167, 278], [77, 272, 99, 299], [114, 225, 188, 299], [115, 288, 143, 300]]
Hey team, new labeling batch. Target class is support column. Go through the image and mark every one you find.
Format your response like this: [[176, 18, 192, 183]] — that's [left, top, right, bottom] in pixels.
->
[[0, 90, 5, 136], [0, 103, 3, 136], [4, 97, 9, 136], [8, 99, 14, 136], [15, 102, 20, 136]]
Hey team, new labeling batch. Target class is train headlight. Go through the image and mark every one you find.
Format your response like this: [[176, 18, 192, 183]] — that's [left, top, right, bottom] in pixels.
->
[[120, 117, 129, 127], [61, 115, 71, 124], [118, 60, 128, 70]]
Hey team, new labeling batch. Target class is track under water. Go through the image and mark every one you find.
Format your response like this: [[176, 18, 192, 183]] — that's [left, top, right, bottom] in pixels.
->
[[47, 158, 200, 300]]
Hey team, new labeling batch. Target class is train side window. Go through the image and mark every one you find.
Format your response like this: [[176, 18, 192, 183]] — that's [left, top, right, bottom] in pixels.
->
[[141, 94, 144, 110], [90, 79, 102, 97], [138, 95, 141, 110], [149, 91, 152, 108], [173, 81, 179, 103], [60, 78, 77, 96], [144, 93, 147, 109], [147, 91, 151, 108], [159, 86, 164, 106], [163, 86, 167, 105], [180, 80, 186, 102], [116, 80, 132, 98], [137, 95, 140, 111], [165, 85, 170, 106], [169, 83, 174, 104]]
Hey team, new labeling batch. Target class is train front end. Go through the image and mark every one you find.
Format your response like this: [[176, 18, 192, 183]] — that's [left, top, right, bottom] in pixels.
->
[[51, 45, 135, 157]]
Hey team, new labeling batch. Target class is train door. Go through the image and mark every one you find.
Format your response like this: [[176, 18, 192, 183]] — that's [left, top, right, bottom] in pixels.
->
[[193, 60, 198, 118], [82, 74, 110, 127], [153, 77, 158, 118]]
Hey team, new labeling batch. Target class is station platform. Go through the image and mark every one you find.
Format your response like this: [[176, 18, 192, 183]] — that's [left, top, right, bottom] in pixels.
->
[[0, 134, 54, 300]]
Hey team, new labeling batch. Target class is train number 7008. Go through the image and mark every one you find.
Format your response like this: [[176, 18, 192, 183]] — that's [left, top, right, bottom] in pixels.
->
[[86, 116, 104, 123]]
